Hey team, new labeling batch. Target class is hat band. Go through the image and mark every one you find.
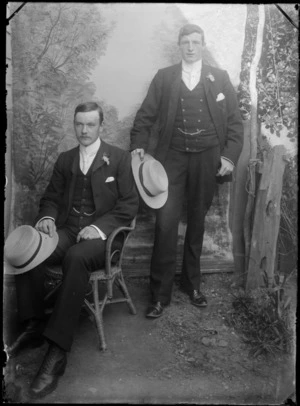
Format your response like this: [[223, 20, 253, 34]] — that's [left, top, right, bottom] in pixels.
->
[[139, 163, 155, 197], [13, 232, 43, 269]]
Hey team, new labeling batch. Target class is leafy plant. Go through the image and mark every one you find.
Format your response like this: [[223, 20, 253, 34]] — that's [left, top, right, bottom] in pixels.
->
[[227, 281, 294, 358]]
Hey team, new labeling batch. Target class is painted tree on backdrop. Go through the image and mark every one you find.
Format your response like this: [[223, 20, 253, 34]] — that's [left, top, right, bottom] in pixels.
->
[[11, 2, 113, 225]]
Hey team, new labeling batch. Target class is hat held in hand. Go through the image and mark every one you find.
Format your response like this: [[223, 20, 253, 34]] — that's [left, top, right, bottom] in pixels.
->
[[4, 225, 59, 275], [132, 153, 168, 209]]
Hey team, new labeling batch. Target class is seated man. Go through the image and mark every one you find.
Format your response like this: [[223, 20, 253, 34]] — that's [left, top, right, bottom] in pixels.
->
[[5, 101, 139, 398]]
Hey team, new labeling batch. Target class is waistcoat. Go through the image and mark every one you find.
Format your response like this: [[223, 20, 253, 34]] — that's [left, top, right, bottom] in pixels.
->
[[66, 162, 96, 230], [171, 78, 219, 152]]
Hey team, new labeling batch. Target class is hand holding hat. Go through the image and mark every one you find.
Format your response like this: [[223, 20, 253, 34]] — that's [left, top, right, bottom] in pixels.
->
[[131, 152, 168, 209], [4, 225, 59, 275]]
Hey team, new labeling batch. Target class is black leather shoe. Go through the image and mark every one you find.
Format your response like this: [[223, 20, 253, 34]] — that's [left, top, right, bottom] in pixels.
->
[[191, 290, 208, 308], [6, 319, 45, 358], [29, 343, 67, 399], [146, 302, 164, 318]]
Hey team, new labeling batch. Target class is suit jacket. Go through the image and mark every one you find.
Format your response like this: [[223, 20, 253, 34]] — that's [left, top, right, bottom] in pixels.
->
[[130, 62, 244, 167], [35, 140, 139, 237]]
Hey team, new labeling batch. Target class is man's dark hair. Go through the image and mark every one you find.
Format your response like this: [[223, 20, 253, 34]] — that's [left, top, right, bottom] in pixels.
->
[[178, 24, 205, 46], [74, 102, 104, 124]]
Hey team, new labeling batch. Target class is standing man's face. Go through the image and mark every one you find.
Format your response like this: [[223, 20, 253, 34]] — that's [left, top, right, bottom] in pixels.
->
[[74, 111, 102, 147], [179, 32, 204, 64]]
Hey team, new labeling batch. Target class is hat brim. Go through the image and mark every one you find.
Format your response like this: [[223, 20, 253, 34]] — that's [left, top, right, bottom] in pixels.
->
[[4, 231, 59, 275], [131, 153, 168, 209]]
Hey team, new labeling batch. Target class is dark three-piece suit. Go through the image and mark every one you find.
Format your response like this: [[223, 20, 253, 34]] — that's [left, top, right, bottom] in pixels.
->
[[130, 62, 244, 305], [15, 141, 139, 351]]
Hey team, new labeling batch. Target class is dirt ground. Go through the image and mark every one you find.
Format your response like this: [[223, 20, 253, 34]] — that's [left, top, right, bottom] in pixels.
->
[[3, 272, 296, 404]]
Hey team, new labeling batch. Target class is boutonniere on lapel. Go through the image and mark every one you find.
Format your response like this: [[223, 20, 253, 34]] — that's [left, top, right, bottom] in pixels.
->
[[206, 73, 215, 82], [216, 93, 225, 102], [102, 152, 110, 166]]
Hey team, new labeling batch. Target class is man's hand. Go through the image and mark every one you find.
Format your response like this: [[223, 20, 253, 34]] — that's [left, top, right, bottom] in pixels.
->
[[216, 157, 234, 177], [76, 226, 100, 243], [131, 148, 145, 161], [35, 218, 56, 238]]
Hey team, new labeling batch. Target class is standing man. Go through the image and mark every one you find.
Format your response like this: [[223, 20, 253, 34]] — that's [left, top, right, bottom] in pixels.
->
[[130, 24, 243, 318], [6, 102, 139, 398]]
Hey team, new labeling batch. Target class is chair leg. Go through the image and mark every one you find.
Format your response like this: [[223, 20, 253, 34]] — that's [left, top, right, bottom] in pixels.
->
[[115, 273, 137, 315], [92, 280, 107, 351]]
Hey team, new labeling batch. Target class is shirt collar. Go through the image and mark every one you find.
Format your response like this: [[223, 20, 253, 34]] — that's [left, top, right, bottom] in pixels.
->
[[182, 59, 202, 74], [79, 137, 101, 156]]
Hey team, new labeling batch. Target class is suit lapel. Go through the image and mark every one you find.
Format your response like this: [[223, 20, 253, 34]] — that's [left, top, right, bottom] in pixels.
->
[[92, 140, 108, 172], [68, 141, 107, 212], [202, 64, 224, 134], [165, 63, 182, 136]]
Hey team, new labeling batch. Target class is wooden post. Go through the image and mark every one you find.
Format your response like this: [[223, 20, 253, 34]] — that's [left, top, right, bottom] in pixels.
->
[[243, 5, 265, 273], [246, 145, 286, 291]]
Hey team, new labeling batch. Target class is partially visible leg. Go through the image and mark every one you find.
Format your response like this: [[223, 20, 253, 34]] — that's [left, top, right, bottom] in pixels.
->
[[29, 237, 106, 399], [14, 228, 76, 323], [43, 238, 106, 352], [150, 149, 188, 306], [180, 146, 220, 294], [7, 229, 76, 358]]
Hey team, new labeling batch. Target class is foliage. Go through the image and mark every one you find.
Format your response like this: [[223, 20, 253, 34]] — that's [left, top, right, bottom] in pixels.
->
[[277, 154, 298, 268], [238, 4, 298, 143], [227, 284, 294, 359], [10, 3, 113, 224], [238, 4, 298, 275], [258, 5, 298, 142]]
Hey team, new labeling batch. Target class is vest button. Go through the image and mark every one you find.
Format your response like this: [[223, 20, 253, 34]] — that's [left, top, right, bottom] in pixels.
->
[[183, 119, 186, 122], [199, 109, 202, 112], [186, 147, 189, 151], [198, 120, 201, 122], [200, 99, 203, 102], [182, 109, 185, 112]]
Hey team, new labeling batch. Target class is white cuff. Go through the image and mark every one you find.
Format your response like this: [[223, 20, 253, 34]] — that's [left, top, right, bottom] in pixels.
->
[[221, 156, 235, 167], [35, 216, 55, 228], [90, 225, 107, 240]]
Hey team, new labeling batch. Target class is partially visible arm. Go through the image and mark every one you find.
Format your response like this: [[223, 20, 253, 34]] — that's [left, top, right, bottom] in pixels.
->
[[92, 151, 139, 237], [221, 71, 244, 166], [130, 70, 163, 152], [35, 153, 66, 224]]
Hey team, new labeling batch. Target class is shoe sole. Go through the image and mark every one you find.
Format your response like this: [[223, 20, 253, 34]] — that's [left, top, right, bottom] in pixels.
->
[[28, 356, 67, 399], [146, 314, 163, 319], [191, 302, 208, 308]]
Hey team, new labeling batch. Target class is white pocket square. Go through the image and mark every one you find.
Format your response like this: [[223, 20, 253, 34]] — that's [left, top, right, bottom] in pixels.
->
[[216, 93, 225, 102], [105, 177, 115, 183]]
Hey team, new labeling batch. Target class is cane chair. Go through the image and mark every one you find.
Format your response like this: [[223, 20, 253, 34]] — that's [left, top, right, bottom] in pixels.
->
[[44, 218, 137, 351]]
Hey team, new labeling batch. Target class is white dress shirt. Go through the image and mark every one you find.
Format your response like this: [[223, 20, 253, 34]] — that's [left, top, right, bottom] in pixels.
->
[[37, 137, 107, 240], [182, 59, 202, 91], [79, 137, 100, 174]]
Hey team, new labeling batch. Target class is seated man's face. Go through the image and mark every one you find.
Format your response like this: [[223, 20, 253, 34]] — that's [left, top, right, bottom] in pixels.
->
[[179, 32, 204, 64], [74, 111, 102, 147]]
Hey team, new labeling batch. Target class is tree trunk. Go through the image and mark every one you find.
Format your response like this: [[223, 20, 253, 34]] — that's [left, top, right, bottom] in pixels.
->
[[243, 5, 265, 275], [246, 145, 286, 290]]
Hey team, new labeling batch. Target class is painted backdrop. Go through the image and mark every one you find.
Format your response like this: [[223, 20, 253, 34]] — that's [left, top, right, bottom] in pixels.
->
[[8, 3, 247, 272]]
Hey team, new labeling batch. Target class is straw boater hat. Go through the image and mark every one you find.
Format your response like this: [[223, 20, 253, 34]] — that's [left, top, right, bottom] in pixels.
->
[[4, 225, 59, 275], [131, 153, 168, 209]]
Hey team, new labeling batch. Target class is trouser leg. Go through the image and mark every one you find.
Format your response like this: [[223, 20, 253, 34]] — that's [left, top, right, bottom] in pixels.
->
[[150, 149, 188, 305], [14, 266, 47, 322], [180, 146, 220, 292], [43, 238, 106, 352], [14, 228, 74, 322]]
